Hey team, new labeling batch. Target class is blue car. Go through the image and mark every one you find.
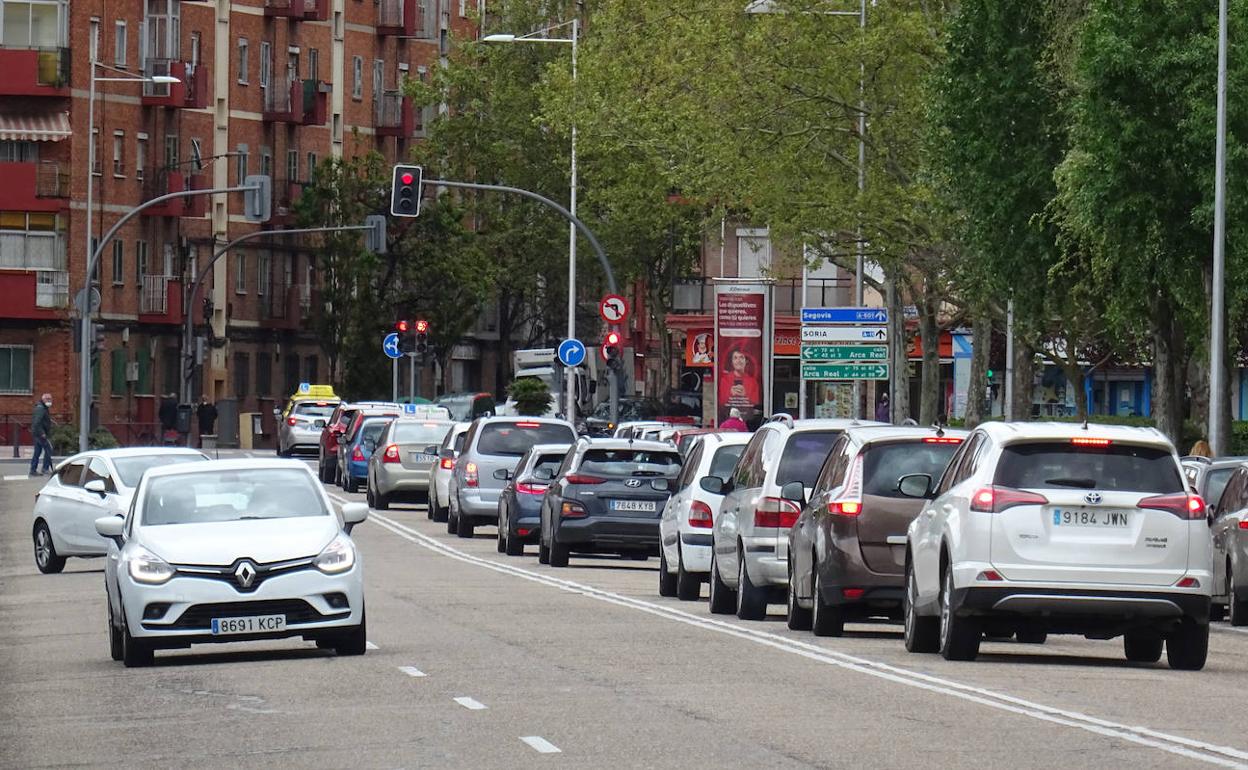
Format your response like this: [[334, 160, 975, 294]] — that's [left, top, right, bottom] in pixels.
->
[[496, 443, 572, 556], [342, 416, 395, 494]]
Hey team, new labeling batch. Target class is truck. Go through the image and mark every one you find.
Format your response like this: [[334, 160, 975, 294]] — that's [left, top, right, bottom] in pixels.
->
[[510, 348, 598, 418]]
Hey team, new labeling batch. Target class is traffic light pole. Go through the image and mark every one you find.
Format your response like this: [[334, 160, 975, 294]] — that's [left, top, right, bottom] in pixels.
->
[[420, 178, 620, 425]]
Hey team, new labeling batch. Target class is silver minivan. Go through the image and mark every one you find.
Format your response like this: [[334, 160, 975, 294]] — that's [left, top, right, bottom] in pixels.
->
[[447, 416, 577, 538]]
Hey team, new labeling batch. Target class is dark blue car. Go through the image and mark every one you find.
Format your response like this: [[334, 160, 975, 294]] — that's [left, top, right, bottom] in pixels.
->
[[496, 443, 571, 556], [342, 415, 394, 494]]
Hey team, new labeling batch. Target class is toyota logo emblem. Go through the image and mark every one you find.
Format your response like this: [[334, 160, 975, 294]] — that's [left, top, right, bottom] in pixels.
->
[[1084, 492, 1103, 505], [234, 560, 258, 589], [625, 479, 643, 488]]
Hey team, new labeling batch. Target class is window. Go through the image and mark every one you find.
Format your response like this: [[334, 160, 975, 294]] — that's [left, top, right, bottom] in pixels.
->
[[308, 48, 319, 81], [110, 348, 126, 395], [259, 41, 271, 89], [91, 129, 101, 175], [113, 20, 126, 67], [0, 346, 33, 394], [112, 131, 124, 177], [259, 148, 272, 179], [306, 152, 317, 182], [135, 134, 147, 181], [143, 0, 180, 63], [351, 56, 362, 100], [235, 144, 248, 184], [0, 212, 64, 271], [90, 17, 100, 61], [2, 1, 66, 48], [111, 241, 124, 284], [304, 356, 318, 383], [233, 351, 250, 398], [257, 251, 270, 297], [190, 31, 200, 70], [135, 240, 148, 284], [459, 0, 467, 16], [135, 347, 152, 395], [0, 140, 37, 162], [164, 134, 178, 170], [237, 37, 249, 84], [286, 149, 298, 183], [235, 253, 246, 293], [373, 59, 384, 101], [861, 441, 963, 498], [256, 351, 271, 397], [994, 442, 1183, 494]]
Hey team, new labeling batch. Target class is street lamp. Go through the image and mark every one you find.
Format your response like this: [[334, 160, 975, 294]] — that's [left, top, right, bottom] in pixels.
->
[[483, 19, 581, 425], [79, 61, 181, 451]]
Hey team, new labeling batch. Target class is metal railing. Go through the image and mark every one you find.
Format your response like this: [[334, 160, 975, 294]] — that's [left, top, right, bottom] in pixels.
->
[[378, 0, 405, 27], [265, 0, 319, 13], [264, 75, 293, 114], [377, 0, 435, 37], [141, 274, 172, 314], [374, 91, 406, 129], [143, 58, 176, 98], [35, 271, 68, 308], [263, 281, 289, 320], [31, 47, 70, 88], [35, 161, 68, 197]]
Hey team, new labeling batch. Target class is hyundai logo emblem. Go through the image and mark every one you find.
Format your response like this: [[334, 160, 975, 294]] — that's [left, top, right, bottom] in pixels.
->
[[1084, 492, 1103, 505], [625, 478, 643, 488], [234, 560, 258, 589]]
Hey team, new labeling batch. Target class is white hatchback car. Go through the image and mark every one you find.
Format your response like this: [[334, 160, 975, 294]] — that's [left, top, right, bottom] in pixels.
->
[[902, 422, 1211, 669], [658, 432, 751, 600], [31, 448, 208, 574], [96, 459, 368, 667], [429, 422, 471, 523]]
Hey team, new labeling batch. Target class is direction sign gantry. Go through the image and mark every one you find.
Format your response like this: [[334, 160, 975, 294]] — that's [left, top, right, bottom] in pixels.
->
[[801, 307, 889, 324], [801, 363, 890, 380], [801, 326, 888, 343]]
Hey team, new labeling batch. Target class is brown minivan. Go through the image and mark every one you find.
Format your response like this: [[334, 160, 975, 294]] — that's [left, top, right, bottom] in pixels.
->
[[785, 426, 969, 637]]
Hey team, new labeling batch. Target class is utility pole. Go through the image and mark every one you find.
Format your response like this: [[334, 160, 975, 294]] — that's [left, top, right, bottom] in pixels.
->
[[1210, 0, 1229, 455]]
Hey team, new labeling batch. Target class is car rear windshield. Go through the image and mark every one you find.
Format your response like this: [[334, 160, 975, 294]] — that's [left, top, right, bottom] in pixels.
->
[[143, 468, 327, 525], [113, 454, 207, 487], [1205, 467, 1236, 507], [776, 431, 842, 488], [862, 441, 961, 498], [294, 402, 336, 418], [477, 422, 575, 456], [994, 442, 1183, 494], [392, 422, 452, 445], [709, 445, 745, 480], [579, 449, 682, 477], [532, 453, 566, 478], [360, 420, 391, 444]]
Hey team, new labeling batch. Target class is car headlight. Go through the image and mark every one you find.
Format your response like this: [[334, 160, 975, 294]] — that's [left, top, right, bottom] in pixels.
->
[[314, 533, 356, 574], [127, 545, 175, 585]]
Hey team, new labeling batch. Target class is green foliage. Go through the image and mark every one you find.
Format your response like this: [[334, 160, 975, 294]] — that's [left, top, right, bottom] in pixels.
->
[[50, 425, 117, 455], [508, 377, 552, 416]]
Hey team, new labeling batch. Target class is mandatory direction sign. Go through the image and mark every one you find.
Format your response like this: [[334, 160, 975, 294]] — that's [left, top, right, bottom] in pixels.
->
[[801, 307, 889, 325], [557, 338, 587, 367], [801, 344, 888, 362], [801, 325, 888, 343], [801, 363, 890, 380], [383, 332, 403, 359]]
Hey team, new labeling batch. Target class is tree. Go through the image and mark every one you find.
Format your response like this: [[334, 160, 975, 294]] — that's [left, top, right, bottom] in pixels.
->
[[509, 377, 553, 416]]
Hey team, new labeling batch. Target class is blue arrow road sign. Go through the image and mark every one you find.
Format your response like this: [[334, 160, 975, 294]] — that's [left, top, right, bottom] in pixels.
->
[[383, 332, 402, 359], [558, 338, 587, 367], [801, 307, 889, 325]]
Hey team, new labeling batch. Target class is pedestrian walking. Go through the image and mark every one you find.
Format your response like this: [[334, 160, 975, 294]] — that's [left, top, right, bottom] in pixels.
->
[[720, 407, 748, 432], [197, 395, 218, 444], [29, 393, 54, 476], [875, 392, 891, 423]]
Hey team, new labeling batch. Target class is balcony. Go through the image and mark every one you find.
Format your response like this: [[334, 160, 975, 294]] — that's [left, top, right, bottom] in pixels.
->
[[0, 271, 65, 320], [141, 60, 209, 109], [139, 275, 184, 324], [0, 161, 69, 212], [374, 91, 414, 138], [264, 0, 329, 20], [671, 277, 851, 316], [141, 171, 208, 218], [263, 77, 329, 126], [377, 0, 437, 38], [0, 47, 70, 97], [269, 177, 308, 225]]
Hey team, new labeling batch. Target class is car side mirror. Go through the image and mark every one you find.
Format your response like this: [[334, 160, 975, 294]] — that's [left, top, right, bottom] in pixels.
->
[[699, 476, 726, 496], [898, 473, 935, 499], [493, 468, 513, 481], [94, 514, 124, 545], [84, 479, 108, 498], [779, 480, 805, 507], [534, 467, 555, 481], [341, 502, 368, 533]]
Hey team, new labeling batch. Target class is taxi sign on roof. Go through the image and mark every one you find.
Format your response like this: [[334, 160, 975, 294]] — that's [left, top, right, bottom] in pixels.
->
[[294, 384, 338, 399], [402, 404, 451, 420]]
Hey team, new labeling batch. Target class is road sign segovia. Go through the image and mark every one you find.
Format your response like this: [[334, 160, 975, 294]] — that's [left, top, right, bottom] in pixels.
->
[[801, 363, 890, 380], [801, 307, 889, 324], [801, 344, 888, 362]]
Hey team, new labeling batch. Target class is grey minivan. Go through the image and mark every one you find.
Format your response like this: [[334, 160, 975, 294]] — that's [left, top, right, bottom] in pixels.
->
[[447, 416, 577, 538]]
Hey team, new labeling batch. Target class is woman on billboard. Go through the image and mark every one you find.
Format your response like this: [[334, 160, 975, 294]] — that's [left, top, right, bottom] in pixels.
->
[[718, 346, 761, 411]]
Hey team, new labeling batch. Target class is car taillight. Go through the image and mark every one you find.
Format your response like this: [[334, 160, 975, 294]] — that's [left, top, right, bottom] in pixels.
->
[[970, 486, 1049, 513], [754, 496, 801, 529], [351, 446, 365, 461], [689, 500, 714, 528], [517, 482, 547, 495], [561, 500, 587, 518], [287, 417, 298, 426], [465, 462, 479, 488], [382, 444, 400, 463], [829, 500, 862, 516], [1139, 492, 1206, 520], [565, 473, 606, 485], [1238, 520, 1248, 530], [1071, 437, 1112, 447], [923, 437, 963, 444], [516, 421, 541, 428], [440, 457, 455, 470]]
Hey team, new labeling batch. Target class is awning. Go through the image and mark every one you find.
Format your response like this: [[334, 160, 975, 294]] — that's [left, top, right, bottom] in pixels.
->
[[0, 110, 71, 142]]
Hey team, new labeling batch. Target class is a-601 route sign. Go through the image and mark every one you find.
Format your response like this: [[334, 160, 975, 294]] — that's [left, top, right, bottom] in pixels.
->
[[801, 344, 888, 362], [801, 307, 889, 324], [800, 326, 888, 343], [801, 363, 890, 380]]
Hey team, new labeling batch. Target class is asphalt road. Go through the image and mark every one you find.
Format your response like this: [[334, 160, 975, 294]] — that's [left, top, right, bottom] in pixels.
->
[[4, 455, 1248, 768]]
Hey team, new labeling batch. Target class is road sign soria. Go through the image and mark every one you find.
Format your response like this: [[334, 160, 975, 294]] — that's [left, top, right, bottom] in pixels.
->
[[800, 326, 888, 343]]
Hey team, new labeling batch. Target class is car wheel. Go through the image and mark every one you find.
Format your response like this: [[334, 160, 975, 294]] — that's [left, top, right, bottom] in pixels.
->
[[708, 550, 736, 615], [549, 541, 570, 568], [345, 474, 359, 494], [334, 608, 368, 657], [1211, 602, 1226, 623], [1166, 619, 1209, 670], [810, 567, 844, 637], [903, 558, 939, 653], [1123, 631, 1163, 663], [497, 520, 507, 553], [374, 489, 389, 511], [447, 500, 459, 535], [457, 516, 474, 539], [539, 538, 550, 565], [676, 546, 701, 601], [107, 598, 123, 662], [33, 521, 66, 574], [432, 495, 448, 523], [121, 609, 154, 668], [365, 485, 374, 508], [786, 561, 812, 631], [1230, 563, 1248, 626], [658, 547, 678, 597], [1015, 630, 1047, 644], [938, 562, 980, 661], [735, 550, 767, 621]]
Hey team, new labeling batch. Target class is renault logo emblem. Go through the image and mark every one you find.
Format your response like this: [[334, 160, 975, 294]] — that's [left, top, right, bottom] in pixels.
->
[[234, 560, 258, 589], [625, 479, 643, 488], [1084, 492, 1103, 505]]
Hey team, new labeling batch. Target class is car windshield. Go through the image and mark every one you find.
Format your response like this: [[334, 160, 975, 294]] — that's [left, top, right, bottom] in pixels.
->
[[532, 453, 567, 478], [579, 449, 682, 477], [862, 441, 962, 498], [776, 431, 842, 488], [112, 454, 207, 487], [708, 445, 745, 480], [1206, 467, 1237, 507], [294, 402, 336, 418], [359, 420, 391, 445], [392, 422, 452, 445], [593, 400, 661, 421], [143, 468, 328, 525], [477, 422, 575, 456], [994, 442, 1183, 494]]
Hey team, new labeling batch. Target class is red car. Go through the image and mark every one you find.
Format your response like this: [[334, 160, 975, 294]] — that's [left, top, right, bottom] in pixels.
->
[[318, 401, 398, 484]]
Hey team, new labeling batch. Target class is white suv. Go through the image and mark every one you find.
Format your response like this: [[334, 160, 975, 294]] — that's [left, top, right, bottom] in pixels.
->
[[901, 422, 1211, 669], [707, 417, 882, 620]]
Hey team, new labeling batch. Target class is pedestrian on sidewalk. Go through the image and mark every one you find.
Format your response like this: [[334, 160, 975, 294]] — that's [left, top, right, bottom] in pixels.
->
[[197, 396, 217, 446], [29, 393, 54, 476], [720, 407, 748, 432], [875, 392, 891, 423]]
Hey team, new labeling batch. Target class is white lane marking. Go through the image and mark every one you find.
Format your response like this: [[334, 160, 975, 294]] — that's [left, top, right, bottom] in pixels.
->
[[520, 736, 561, 754], [453, 696, 487, 710], [1212, 624, 1248, 636], [367, 641, 380, 650], [245, 451, 256, 458], [2, 475, 29, 481], [398, 666, 426, 678], [364, 512, 1248, 769]]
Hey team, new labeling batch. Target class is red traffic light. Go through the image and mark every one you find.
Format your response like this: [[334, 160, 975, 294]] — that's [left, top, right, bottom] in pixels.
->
[[415, 319, 429, 333], [396, 320, 410, 333], [605, 331, 621, 346], [401, 173, 415, 185]]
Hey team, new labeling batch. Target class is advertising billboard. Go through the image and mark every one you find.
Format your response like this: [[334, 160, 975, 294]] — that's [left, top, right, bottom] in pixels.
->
[[714, 284, 772, 426]]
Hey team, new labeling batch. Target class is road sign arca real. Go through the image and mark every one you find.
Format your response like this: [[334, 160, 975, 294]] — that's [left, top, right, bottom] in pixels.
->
[[801, 344, 888, 362], [599, 294, 629, 324], [801, 363, 890, 380]]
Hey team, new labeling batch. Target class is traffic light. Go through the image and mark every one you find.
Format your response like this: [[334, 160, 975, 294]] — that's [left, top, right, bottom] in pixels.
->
[[390, 164, 423, 218], [415, 319, 429, 355], [601, 329, 623, 369], [395, 319, 414, 353], [395, 319, 410, 334]]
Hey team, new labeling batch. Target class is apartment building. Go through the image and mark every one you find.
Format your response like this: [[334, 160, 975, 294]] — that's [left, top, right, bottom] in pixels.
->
[[0, 0, 473, 444]]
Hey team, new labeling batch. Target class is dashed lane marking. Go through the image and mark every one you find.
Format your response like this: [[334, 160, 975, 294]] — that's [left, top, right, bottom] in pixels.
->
[[398, 666, 426, 678], [366, 641, 380, 650], [453, 696, 487, 711], [520, 736, 561, 754]]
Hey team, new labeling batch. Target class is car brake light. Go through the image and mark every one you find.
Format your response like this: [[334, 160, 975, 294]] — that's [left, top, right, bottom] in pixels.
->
[[351, 445, 365, 461], [287, 417, 298, 426], [754, 497, 801, 529], [689, 500, 714, 528], [440, 457, 455, 470], [565, 473, 606, 485], [1070, 437, 1111, 447], [976, 570, 1003, 582], [1138, 492, 1206, 520], [561, 501, 587, 518], [465, 462, 479, 488], [1176, 576, 1201, 588], [829, 501, 862, 516], [970, 486, 1049, 513], [1239, 520, 1248, 530], [382, 444, 400, 463], [923, 437, 963, 444], [842, 588, 865, 599], [827, 456, 864, 516], [516, 482, 547, 495], [516, 421, 541, 428]]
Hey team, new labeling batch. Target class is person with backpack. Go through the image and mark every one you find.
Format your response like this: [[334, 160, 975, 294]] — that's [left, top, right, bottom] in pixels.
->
[[29, 393, 54, 477]]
